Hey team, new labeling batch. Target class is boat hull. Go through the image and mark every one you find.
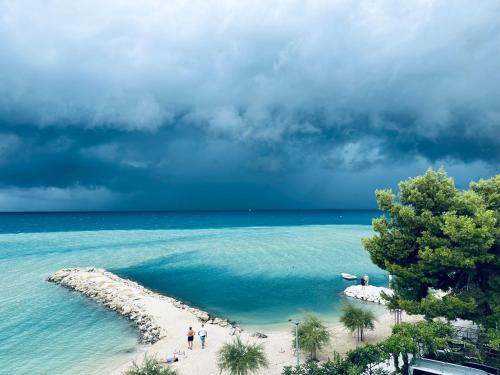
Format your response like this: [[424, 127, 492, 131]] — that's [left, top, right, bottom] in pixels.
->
[[341, 273, 357, 280]]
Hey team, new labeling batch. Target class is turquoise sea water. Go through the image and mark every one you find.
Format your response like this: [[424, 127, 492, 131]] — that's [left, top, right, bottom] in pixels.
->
[[0, 211, 386, 375]]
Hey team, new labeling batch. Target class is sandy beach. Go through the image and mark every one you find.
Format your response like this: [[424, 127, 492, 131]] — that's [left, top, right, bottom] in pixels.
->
[[49, 268, 418, 375], [111, 309, 418, 375]]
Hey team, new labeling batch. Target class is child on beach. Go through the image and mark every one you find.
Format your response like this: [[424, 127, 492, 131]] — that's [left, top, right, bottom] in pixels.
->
[[187, 326, 195, 349], [198, 324, 208, 349]]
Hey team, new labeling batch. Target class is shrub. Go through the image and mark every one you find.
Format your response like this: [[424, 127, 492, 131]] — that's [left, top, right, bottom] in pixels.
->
[[340, 304, 375, 342], [292, 314, 330, 360], [217, 336, 269, 375], [347, 344, 389, 375], [124, 355, 177, 375], [282, 352, 361, 375]]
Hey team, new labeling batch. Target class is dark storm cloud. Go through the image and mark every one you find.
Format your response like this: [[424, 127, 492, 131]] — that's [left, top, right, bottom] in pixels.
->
[[0, 0, 499, 210]]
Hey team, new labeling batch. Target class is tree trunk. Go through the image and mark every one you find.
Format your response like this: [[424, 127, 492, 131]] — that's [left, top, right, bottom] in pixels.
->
[[402, 352, 410, 375], [393, 355, 400, 373]]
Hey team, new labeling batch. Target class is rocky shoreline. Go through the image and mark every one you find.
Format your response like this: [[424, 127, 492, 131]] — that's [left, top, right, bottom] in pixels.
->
[[47, 268, 239, 344], [343, 285, 393, 305]]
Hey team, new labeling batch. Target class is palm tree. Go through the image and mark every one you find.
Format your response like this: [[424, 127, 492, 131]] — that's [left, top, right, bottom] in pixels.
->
[[293, 314, 330, 361], [217, 336, 269, 375], [124, 355, 177, 375], [340, 304, 375, 342]]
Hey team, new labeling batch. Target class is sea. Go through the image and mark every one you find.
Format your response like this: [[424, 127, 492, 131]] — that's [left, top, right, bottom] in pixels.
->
[[0, 210, 387, 375]]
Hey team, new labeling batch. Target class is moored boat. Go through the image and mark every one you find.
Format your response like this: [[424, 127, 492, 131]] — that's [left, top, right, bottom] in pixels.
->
[[341, 272, 357, 280]]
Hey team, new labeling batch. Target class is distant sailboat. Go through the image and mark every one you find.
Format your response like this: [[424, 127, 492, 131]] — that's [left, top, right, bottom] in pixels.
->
[[341, 272, 357, 280]]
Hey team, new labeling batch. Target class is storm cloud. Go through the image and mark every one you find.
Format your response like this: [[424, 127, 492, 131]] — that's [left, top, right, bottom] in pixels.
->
[[0, 0, 499, 210]]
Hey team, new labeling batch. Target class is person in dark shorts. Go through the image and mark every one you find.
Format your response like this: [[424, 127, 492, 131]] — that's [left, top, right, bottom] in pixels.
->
[[187, 326, 195, 349]]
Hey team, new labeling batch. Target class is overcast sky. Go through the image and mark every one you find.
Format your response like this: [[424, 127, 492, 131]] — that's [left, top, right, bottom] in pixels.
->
[[0, 0, 499, 211]]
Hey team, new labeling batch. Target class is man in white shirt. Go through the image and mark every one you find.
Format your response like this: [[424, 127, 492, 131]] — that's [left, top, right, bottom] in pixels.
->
[[198, 324, 208, 349]]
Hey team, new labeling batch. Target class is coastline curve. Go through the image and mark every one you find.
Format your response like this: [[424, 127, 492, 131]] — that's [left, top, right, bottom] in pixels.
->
[[47, 267, 239, 344]]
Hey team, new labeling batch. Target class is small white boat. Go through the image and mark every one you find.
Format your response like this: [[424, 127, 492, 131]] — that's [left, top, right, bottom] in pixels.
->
[[341, 272, 357, 280]]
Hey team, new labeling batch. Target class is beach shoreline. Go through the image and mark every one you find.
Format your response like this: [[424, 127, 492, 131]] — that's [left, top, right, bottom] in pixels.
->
[[49, 267, 418, 375]]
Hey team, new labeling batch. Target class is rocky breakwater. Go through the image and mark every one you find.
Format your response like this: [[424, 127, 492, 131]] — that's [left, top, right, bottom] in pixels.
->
[[47, 267, 237, 344], [343, 285, 393, 305]]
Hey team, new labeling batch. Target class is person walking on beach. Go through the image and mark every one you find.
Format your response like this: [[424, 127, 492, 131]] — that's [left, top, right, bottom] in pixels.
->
[[198, 324, 208, 349], [187, 326, 195, 350]]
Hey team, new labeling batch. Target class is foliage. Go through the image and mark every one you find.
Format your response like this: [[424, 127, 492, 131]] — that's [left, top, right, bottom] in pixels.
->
[[395, 321, 453, 356], [363, 169, 500, 328], [471, 175, 500, 329], [282, 352, 362, 375], [284, 322, 452, 375], [484, 328, 500, 350], [383, 321, 453, 374], [217, 336, 269, 375], [124, 355, 177, 375], [346, 344, 389, 375], [292, 314, 330, 360], [383, 328, 417, 374], [340, 304, 375, 342]]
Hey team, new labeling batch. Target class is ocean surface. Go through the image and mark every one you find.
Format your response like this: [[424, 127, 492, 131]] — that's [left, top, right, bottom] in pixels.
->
[[0, 211, 386, 375]]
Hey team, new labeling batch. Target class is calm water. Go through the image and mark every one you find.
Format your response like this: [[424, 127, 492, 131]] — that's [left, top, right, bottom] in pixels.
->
[[0, 211, 385, 375]]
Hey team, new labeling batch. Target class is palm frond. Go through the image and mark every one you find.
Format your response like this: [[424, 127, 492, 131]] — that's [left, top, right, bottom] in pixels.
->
[[217, 336, 269, 375]]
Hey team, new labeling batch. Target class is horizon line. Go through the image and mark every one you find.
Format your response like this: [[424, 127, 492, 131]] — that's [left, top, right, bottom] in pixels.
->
[[0, 208, 380, 214]]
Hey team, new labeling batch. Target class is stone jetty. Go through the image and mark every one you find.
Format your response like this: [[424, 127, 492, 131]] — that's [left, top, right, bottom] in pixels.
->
[[343, 285, 393, 305], [47, 267, 237, 344]]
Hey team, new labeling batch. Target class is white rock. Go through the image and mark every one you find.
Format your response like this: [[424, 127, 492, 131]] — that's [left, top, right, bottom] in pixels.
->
[[343, 285, 393, 305]]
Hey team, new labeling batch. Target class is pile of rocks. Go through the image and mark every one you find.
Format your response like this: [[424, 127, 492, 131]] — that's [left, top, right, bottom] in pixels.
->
[[48, 268, 165, 344], [343, 285, 393, 305], [47, 267, 240, 344], [154, 294, 239, 331]]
